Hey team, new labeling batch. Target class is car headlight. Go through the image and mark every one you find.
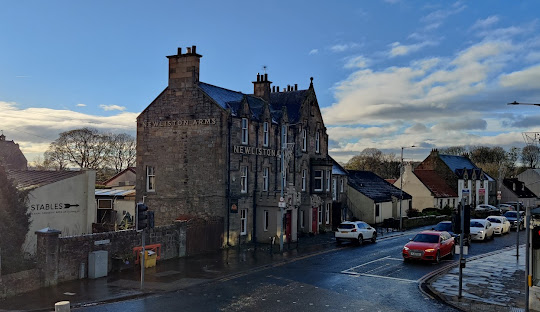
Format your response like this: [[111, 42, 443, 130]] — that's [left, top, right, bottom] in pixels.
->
[[403, 246, 410, 251], [495, 226, 501, 230], [478, 231, 484, 234], [425, 248, 435, 253]]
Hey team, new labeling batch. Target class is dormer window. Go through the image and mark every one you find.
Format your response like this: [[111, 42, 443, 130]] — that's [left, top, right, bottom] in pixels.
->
[[242, 118, 249, 145]]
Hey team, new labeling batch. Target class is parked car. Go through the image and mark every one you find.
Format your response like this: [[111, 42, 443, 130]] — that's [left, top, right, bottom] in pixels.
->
[[335, 221, 377, 245], [497, 204, 514, 213], [504, 211, 525, 231], [402, 230, 455, 263], [475, 204, 500, 213], [486, 216, 511, 235], [505, 202, 524, 211], [470, 219, 495, 241], [432, 221, 471, 246]]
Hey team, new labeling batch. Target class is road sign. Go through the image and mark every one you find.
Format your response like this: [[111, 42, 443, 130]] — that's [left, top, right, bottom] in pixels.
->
[[278, 202, 287, 208], [462, 189, 470, 194], [279, 197, 285, 202]]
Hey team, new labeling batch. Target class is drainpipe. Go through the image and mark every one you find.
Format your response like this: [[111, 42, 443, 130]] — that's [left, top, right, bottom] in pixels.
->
[[253, 123, 259, 247], [226, 115, 232, 246]]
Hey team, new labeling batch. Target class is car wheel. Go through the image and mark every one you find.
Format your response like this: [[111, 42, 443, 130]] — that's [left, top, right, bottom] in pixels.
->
[[371, 232, 377, 243], [357, 234, 363, 245], [490, 233, 495, 240], [435, 251, 440, 264]]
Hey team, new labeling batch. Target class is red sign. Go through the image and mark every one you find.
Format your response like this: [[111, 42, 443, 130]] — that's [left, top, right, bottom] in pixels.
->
[[479, 188, 485, 195]]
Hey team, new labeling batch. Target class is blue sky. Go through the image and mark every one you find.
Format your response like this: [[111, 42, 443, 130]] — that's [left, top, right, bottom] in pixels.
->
[[2, 0, 540, 163]]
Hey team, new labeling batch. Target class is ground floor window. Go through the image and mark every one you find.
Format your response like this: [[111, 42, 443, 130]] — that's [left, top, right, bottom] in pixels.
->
[[325, 203, 330, 224], [241, 209, 247, 235], [318, 207, 322, 225], [375, 204, 380, 217], [264, 210, 269, 231]]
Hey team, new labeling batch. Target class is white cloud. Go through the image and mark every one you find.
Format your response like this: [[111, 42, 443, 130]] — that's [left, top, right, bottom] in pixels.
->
[[499, 64, 540, 90], [344, 55, 369, 69], [309, 49, 319, 55], [330, 43, 359, 53], [76, 103, 86, 107], [389, 40, 437, 57], [100, 104, 126, 111], [471, 16, 499, 30]]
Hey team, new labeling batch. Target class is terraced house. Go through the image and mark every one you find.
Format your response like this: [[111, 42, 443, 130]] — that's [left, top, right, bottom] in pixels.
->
[[136, 46, 333, 247]]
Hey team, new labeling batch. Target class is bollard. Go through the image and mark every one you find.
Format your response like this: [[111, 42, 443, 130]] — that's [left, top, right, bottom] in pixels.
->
[[55, 301, 70, 312]]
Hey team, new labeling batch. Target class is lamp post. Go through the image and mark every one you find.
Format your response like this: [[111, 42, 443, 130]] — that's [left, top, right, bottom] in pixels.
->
[[399, 145, 416, 231]]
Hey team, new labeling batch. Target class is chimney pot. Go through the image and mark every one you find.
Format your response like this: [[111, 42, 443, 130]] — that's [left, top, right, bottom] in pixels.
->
[[192, 45, 196, 54], [295, 84, 298, 91], [177, 47, 182, 55], [272, 86, 275, 92], [264, 73, 268, 82], [187, 47, 192, 54], [277, 86, 279, 92], [257, 73, 260, 82]]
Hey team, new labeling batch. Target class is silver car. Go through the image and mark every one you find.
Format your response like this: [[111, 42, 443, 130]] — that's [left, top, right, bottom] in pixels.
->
[[470, 219, 495, 241], [335, 221, 377, 245]]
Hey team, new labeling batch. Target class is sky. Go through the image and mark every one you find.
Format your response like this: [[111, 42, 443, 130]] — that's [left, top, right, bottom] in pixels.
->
[[2, 0, 540, 164]]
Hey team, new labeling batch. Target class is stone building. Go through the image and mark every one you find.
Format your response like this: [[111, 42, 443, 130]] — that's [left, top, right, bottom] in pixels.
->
[[136, 46, 333, 246], [0, 133, 27, 170]]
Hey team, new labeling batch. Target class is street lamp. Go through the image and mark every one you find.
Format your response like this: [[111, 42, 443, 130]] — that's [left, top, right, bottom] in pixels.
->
[[508, 101, 540, 106], [399, 145, 416, 231]]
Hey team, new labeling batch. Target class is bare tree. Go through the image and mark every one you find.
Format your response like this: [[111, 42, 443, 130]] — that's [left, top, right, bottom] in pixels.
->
[[439, 146, 467, 156], [107, 133, 136, 173], [344, 148, 399, 179], [522, 144, 540, 168]]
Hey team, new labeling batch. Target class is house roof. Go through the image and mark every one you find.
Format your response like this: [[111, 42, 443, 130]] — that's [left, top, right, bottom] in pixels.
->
[[95, 188, 136, 197], [503, 178, 537, 198], [439, 154, 489, 180], [198, 81, 308, 123], [347, 170, 411, 203], [8, 170, 85, 191], [102, 167, 136, 185], [331, 157, 347, 176], [414, 170, 458, 198]]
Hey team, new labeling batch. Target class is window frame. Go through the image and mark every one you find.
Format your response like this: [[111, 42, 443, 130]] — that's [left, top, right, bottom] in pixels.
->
[[325, 203, 330, 225], [340, 179, 344, 193], [318, 206, 322, 225], [302, 128, 307, 152], [98, 199, 113, 209], [241, 165, 248, 193], [315, 131, 320, 153], [240, 209, 247, 235], [314, 170, 323, 192], [241, 118, 249, 145], [146, 166, 155, 192], [263, 121, 269, 147], [262, 167, 269, 191], [326, 170, 330, 191], [332, 178, 337, 201], [302, 169, 307, 191]]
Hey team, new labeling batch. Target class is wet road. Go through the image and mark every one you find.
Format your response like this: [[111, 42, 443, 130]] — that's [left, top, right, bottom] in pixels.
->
[[76, 229, 526, 312]]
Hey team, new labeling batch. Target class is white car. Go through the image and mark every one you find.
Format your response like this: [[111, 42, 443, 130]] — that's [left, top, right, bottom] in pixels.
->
[[470, 219, 495, 241], [335, 221, 377, 245], [475, 204, 499, 213], [486, 216, 511, 235]]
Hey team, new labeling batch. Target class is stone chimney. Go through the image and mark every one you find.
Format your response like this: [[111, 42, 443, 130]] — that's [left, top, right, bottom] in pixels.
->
[[253, 73, 272, 101], [166, 45, 202, 89]]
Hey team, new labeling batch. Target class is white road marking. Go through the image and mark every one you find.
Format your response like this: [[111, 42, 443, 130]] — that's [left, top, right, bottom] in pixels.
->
[[341, 255, 391, 273], [346, 272, 418, 283]]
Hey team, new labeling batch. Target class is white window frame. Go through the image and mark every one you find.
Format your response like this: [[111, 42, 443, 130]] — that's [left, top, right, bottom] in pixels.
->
[[314, 170, 323, 191], [340, 179, 344, 193], [264, 210, 269, 231], [326, 170, 330, 191], [242, 118, 249, 145], [326, 203, 330, 225], [146, 166, 155, 192], [332, 178, 337, 201], [300, 210, 305, 228], [302, 169, 307, 191], [263, 122, 269, 147], [302, 129, 307, 151], [241, 166, 248, 193], [315, 131, 320, 153], [240, 209, 247, 235], [262, 167, 269, 191], [98, 199, 113, 209], [318, 206, 322, 225]]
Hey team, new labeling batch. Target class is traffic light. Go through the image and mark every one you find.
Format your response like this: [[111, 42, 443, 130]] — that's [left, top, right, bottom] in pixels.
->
[[453, 204, 471, 234], [532, 226, 540, 249], [136, 203, 148, 230]]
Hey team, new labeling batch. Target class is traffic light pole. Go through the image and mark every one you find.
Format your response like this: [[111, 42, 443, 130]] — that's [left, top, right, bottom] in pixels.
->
[[517, 204, 521, 259], [458, 197, 464, 299], [140, 229, 145, 290], [526, 206, 530, 312]]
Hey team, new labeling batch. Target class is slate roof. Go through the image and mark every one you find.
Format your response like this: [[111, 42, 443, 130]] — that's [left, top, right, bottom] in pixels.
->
[[331, 157, 347, 176], [347, 170, 411, 203], [198, 82, 308, 123], [414, 170, 458, 198], [439, 154, 487, 180], [7, 170, 85, 191], [503, 178, 537, 198]]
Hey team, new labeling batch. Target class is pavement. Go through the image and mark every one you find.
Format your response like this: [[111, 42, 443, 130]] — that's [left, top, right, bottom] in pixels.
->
[[425, 245, 526, 312], [0, 226, 526, 312]]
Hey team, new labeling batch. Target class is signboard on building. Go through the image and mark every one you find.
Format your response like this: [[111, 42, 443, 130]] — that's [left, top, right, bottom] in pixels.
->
[[462, 189, 470, 194], [479, 188, 485, 195]]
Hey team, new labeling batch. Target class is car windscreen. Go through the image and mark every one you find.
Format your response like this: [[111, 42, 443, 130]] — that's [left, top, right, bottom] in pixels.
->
[[434, 223, 452, 232], [470, 221, 484, 228], [337, 224, 355, 229], [412, 234, 439, 243], [504, 212, 517, 218], [487, 218, 501, 223]]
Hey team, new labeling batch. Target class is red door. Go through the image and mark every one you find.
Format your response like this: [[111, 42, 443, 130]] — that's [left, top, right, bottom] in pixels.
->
[[285, 211, 292, 242], [312, 207, 318, 234]]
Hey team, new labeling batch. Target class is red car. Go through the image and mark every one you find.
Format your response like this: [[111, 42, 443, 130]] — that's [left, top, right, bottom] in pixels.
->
[[402, 230, 455, 263]]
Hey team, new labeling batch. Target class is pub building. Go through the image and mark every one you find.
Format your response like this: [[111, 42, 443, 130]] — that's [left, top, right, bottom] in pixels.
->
[[136, 46, 333, 246]]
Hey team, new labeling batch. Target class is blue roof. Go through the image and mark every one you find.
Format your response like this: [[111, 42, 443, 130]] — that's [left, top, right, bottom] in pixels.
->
[[347, 170, 411, 203], [198, 82, 307, 123], [439, 154, 478, 172]]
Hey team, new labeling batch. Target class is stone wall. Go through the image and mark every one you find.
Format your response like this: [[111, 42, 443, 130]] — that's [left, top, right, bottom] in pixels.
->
[[403, 215, 451, 229], [0, 269, 40, 299], [36, 221, 187, 286]]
